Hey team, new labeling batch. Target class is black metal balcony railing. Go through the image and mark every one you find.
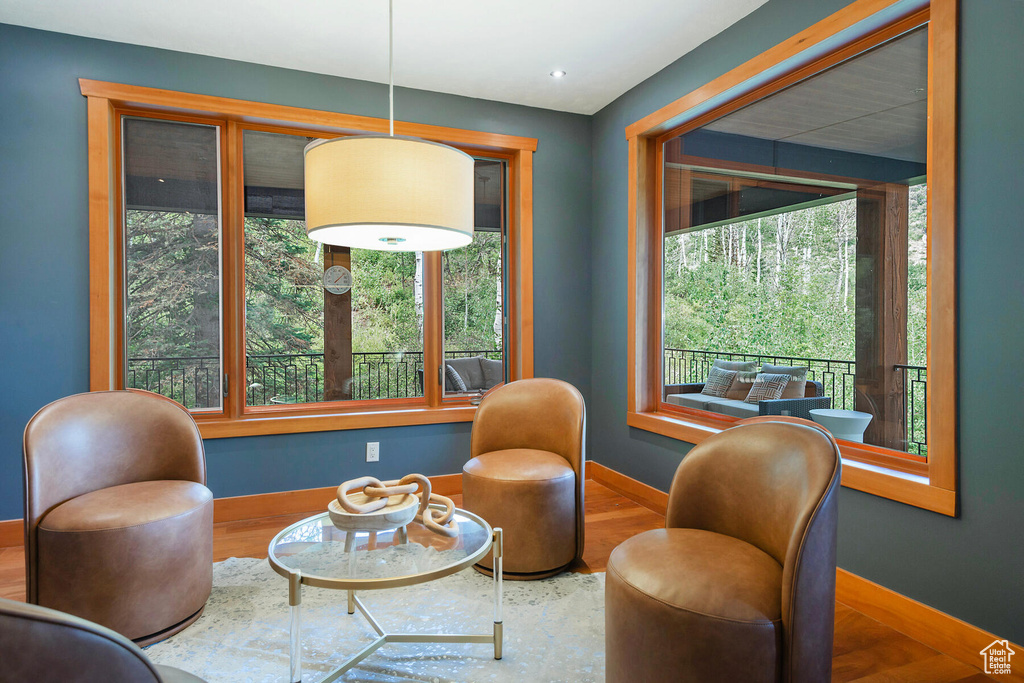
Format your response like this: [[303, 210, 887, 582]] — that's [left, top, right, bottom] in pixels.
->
[[127, 348, 925, 456], [894, 364, 927, 456], [127, 356, 221, 411], [127, 350, 503, 410], [664, 348, 926, 457]]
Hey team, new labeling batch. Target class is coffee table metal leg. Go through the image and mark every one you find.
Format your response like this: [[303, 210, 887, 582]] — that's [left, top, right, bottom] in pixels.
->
[[289, 523, 504, 681], [289, 569, 302, 683], [493, 527, 503, 660]]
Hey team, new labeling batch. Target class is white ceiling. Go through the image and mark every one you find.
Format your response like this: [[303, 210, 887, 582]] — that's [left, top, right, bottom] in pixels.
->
[[0, 0, 768, 115]]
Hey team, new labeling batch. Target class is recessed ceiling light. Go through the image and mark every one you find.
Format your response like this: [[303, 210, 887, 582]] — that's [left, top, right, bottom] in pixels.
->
[[550, 70, 566, 79]]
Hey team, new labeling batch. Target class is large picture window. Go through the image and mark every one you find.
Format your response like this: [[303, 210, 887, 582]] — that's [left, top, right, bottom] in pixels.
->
[[626, 0, 957, 514], [83, 81, 535, 437], [661, 24, 930, 467]]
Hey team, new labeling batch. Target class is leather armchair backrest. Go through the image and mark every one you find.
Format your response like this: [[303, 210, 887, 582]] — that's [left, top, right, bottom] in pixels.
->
[[665, 421, 836, 564], [470, 378, 585, 471], [665, 420, 840, 683], [22, 389, 206, 601], [0, 596, 164, 682]]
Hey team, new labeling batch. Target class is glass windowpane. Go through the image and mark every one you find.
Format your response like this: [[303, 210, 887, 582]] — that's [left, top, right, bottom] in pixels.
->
[[123, 117, 223, 411], [242, 130, 425, 405], [443, 160, 506, 397], [661, 27, 928, 457]]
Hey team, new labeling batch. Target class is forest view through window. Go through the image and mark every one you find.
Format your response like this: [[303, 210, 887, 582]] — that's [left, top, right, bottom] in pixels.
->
[[124, 123, 506, 409], [662, 26, 929, 457], [123, 117, 224, 411]]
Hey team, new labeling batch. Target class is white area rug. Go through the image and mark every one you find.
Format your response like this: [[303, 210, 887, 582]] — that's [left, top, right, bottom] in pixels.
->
[[145, 557, 605, 682]]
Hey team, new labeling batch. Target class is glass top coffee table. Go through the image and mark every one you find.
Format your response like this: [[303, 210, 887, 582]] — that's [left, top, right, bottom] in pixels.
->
[[268, 505, 503, 683]]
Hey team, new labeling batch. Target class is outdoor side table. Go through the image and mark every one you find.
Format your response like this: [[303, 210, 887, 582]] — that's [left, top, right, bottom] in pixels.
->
[[809, 408, 873, 443]]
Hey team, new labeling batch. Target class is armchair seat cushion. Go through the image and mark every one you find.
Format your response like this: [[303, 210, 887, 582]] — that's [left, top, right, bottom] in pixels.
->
[[665, 393, 733, 411], [36, 480, 213, 641], [713, 398, 761, 418], [608, 528, 782, 623], [606, 527, 783, 683], [666, 394, 760, 417], [40, 481, 212, 532], [463, 448, 574, 483]]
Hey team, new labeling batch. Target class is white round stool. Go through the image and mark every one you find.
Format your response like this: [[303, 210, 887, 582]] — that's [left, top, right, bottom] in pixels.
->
[[809, 408, 873, 443]]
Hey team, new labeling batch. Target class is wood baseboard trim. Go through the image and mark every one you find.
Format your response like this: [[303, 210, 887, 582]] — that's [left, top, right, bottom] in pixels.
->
[[213, 473, 463, 523], [587, 461, 669, 515], [6, 464, 1018, 678], [585, 461, 1022, 677], [0, 474, 465, 546], [0, 519, 21, 548], [212, 486, 337, 523], [836, 568, 1024, 680]]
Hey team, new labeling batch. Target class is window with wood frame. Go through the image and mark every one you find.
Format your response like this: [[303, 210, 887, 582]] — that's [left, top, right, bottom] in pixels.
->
[[82, 80, 536, 438], [626, 0, 958, 515]]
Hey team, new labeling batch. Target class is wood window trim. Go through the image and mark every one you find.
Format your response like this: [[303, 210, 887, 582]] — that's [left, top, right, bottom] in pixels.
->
[[625, 0, 958, 516], [83, 79, 536, 438]]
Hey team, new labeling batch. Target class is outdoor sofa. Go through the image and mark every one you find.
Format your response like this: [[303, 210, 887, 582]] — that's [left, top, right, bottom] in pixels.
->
[[418, 355, 503, 394], [664, 360, 831, 420]]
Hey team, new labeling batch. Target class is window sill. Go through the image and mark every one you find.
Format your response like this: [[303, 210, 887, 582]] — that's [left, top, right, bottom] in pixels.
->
[[626, 410, 956, 516], [195, 404, 477, 438]]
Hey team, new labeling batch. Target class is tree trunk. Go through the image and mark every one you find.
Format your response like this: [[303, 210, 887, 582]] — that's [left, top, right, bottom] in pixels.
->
[[741, 225, 747, 273], [493, 263, 503, 348], [414, 251, 424, 338], [843, 207, 851, 311], [757, 219, 762, 286], [191, 213, 220, 358], [774, 215, 784, 287]]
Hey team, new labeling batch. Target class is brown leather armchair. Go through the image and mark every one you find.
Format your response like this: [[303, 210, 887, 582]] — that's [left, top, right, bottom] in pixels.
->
[[0, 596, 206, 682], [605, 420, 841, 683], [462, 378, 586, 579], [23, 389, 213, 645]]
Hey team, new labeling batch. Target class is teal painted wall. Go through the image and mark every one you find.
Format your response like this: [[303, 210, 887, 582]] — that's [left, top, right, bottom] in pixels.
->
[[0, 24, 592, 519], [2, 0, 1021, 647], [590, 0, 1024, 643]]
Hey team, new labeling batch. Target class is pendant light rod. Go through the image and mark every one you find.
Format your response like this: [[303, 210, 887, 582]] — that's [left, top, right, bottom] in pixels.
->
[[389, 0, 394, 137]]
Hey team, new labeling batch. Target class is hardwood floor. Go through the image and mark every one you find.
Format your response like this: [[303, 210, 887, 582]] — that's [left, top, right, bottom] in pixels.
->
[[0, 480, 998, 682]]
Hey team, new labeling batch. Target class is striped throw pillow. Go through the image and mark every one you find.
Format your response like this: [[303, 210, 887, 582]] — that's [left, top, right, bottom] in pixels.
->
[[445, 363, 468, 392], [744, 373, 791, 404], [701, 367, 737, 397]]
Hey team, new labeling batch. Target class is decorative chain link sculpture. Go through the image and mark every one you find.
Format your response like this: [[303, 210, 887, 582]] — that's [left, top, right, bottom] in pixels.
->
[[336, 473, 458, 537]]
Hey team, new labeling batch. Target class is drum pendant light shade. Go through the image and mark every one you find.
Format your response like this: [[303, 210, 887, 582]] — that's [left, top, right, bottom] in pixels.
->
[[304, 135, 475, 252]]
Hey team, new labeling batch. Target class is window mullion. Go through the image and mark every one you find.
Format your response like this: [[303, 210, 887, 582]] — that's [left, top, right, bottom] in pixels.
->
[[423, 251, 444, 407], [223, 120, 245, 418], [421, 253, 442, 409]]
